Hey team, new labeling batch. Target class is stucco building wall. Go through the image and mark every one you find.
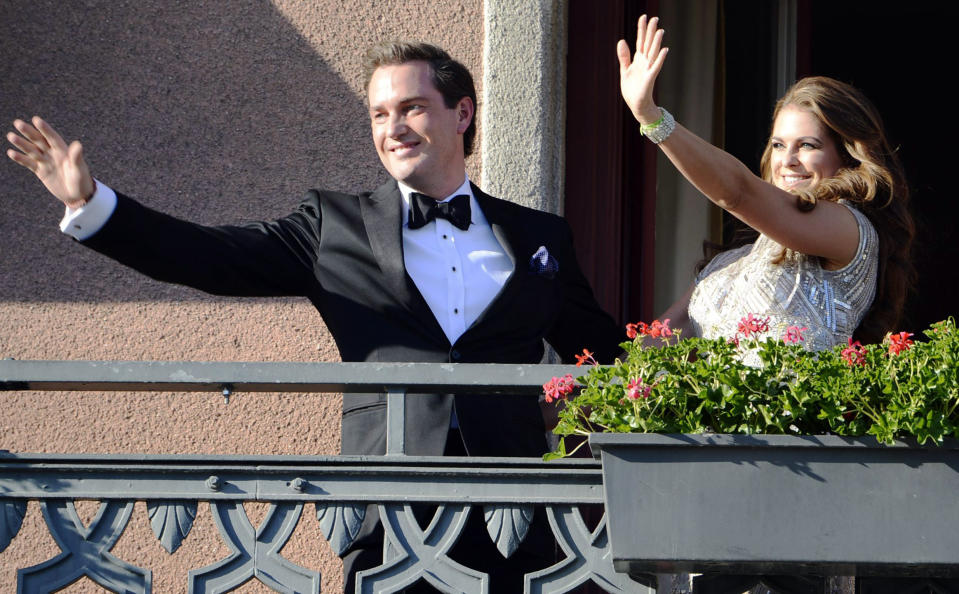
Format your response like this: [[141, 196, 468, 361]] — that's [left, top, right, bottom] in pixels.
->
[[0, 1, 490, 590]]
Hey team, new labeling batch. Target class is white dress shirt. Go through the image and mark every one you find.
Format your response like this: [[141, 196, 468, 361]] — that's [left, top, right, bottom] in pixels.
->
[[398, 177, 513, 344]]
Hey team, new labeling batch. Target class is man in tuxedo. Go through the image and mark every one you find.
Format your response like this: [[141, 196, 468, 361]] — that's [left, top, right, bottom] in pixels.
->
[[7, 41, 624, 591]]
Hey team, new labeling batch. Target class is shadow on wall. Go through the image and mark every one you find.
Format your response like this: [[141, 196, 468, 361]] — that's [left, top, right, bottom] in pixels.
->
[[0, 1, 378, 302]]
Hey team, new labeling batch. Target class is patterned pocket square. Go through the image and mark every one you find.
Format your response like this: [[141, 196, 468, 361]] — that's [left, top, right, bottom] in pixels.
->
[[529, 245, 559, 279]]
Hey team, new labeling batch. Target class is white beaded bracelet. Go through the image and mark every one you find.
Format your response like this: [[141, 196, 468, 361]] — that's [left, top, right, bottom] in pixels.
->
[[639, 107, 676, 144]]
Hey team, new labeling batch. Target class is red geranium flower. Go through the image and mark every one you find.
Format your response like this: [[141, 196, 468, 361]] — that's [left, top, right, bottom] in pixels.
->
[[574, 348, 598, 367], [625, 321, 648, 339], [841, 338, 867, 367], [648, 319, 672, 339], [887, 331, 914, 356]]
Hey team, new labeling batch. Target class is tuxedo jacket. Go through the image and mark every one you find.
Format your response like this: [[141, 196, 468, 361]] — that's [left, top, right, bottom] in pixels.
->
[[83, 180, 624, 457]]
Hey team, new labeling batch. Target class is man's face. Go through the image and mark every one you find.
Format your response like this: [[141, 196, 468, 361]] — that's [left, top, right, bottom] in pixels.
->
[[368, 61, 473, 198]]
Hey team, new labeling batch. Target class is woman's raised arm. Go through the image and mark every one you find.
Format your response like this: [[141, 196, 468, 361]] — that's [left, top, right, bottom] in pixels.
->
[[617, 15, 860, 269]]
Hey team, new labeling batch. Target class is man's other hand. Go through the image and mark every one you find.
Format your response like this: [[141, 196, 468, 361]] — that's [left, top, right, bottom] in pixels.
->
[[7, 116, 95, 209]]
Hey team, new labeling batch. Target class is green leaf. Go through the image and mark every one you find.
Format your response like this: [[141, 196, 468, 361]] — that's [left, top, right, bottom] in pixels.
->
[[543, 437, 568, 461]]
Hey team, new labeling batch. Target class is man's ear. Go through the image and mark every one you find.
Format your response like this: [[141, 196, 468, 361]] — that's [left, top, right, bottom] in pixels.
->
[[455, 97, 474, 134]]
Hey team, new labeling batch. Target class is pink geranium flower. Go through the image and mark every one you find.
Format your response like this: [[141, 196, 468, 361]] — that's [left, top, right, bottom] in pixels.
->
[[543, 374, 575, 403], [626, 377, 654, 400], [782, 325, 808, 344], [738, 313, 770, 338]]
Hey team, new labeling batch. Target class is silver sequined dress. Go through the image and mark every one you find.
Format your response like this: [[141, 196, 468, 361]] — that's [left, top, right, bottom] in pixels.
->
[[688, 202, 878, 351]]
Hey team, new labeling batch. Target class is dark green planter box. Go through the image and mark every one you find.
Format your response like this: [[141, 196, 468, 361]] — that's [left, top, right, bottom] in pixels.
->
[[589, 433, 959, 577]]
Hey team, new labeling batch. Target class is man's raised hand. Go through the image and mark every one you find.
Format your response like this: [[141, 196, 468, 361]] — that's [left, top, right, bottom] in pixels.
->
[[7, 117, 95, 209], [616, 14, 669, 125]]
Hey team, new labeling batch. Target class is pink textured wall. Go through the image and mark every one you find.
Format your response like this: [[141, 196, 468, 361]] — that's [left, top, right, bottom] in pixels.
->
[[0, 0, 483, 590]]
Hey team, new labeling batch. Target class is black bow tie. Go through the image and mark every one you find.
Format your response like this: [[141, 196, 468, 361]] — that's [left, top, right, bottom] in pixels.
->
[[408, 192, 472, 231]]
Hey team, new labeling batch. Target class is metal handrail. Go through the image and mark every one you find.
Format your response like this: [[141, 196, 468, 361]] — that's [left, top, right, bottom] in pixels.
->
[[0, 359, 580, 394]]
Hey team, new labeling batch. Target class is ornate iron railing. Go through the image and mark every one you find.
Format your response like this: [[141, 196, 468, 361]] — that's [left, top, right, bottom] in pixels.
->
[[3, 361, 948, 594], [0, 360, 642, 593]]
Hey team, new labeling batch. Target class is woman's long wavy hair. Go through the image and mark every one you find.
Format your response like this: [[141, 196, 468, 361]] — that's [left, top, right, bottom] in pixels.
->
[[758, 76, 915, 343]]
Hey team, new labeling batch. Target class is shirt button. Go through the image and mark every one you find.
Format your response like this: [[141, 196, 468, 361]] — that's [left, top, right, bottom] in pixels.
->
[[450, 349, 462, 361], [454, 308, 459, 314], [443, 234, 448, 239], [452, 266, 456, 272]]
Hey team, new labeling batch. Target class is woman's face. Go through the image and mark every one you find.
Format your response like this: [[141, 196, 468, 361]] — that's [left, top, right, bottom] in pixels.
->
[[769, 105, 844, 191]]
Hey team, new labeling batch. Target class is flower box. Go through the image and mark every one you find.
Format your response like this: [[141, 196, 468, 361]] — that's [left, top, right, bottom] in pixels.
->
[[589, 432, 959, 577]]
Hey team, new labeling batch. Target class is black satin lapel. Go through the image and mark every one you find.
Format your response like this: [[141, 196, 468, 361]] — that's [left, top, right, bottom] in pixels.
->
[[468, 186, 525, 328], [360, 181, 442, 331], [472, 184, 517, 267]]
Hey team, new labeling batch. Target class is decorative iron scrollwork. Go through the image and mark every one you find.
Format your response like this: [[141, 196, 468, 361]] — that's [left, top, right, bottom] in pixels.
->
[[18, 500, 151, 593], [0, 499, 26, 553], [316, 502, 366, 556], [188, 502, 320, 593], [483, 503, 533, 558], [524, 505, 648, 594], [147, 500, 198, 554], [357, 503, 487, 593]]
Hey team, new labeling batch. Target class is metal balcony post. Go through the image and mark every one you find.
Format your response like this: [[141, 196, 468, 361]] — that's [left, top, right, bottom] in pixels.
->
[[385, 388, 406, 455]]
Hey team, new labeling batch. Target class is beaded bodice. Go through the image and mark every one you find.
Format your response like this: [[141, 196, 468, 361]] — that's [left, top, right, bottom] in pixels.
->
[[688, 203, 878, 352]]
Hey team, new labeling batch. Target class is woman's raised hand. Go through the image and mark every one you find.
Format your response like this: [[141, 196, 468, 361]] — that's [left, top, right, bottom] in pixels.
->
[[617, 15, 668, 125], [6, 117, 94, 209]]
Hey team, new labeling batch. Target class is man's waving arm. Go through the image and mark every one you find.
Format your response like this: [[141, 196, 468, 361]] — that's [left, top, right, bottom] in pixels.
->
[[7, 116, 320, 298]]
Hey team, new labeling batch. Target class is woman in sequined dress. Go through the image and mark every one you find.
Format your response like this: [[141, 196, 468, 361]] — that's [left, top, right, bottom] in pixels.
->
[[618, 15, 914, 348]]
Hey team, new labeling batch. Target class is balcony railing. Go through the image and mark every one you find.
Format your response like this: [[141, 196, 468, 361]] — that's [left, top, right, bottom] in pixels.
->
[[0, 360, 641, 594], [2, 361, 951, 594]]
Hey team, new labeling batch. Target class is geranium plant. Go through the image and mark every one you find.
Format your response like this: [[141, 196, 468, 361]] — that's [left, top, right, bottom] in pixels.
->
[[543, 316, 959, 460]]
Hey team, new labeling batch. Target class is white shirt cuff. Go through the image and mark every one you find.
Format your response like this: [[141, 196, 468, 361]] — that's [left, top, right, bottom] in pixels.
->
[[59, 180, 117, 241]]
